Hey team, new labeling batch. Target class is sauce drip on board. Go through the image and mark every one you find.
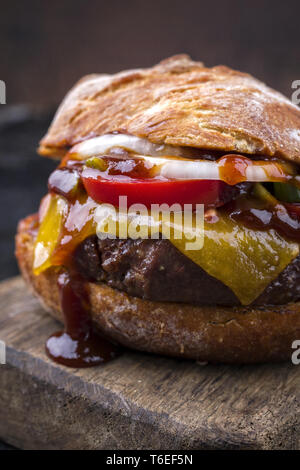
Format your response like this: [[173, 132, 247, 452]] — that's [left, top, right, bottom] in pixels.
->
[[46, 269, 120, 367]]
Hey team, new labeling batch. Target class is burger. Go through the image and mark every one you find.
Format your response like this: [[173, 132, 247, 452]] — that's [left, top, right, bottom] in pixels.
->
[[16, 55, 300, 365]]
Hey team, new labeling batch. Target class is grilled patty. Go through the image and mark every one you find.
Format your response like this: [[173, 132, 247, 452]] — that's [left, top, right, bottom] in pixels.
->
[[74, 236, 300, 306]]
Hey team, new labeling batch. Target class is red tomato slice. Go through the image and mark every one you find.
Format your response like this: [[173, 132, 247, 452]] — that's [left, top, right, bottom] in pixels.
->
[[81, 170, 232, 208]]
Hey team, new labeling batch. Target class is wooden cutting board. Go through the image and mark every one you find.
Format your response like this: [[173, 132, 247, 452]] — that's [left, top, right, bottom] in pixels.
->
[[0, 276, 300, 450]]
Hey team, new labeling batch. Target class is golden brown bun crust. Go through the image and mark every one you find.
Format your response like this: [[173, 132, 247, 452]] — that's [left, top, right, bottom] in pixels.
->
[[16, 214, 300, 363], [39, 55, 300, 163]]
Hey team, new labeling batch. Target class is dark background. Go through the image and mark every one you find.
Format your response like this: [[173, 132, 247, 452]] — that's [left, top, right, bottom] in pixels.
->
[[0, 0, 299, 450], [1, 0, 299, 279], [1, 0, 300, 107]]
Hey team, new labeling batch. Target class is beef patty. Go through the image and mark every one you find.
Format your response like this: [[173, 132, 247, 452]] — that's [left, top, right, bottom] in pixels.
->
[[74, 236, 300, 307]]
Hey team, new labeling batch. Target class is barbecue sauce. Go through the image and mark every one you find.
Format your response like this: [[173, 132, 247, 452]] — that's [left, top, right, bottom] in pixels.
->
[[46, 269, 120, 367], [226, 196, 300, 243], [218, 154, 294, 186], [218, 155, 249, 185], [45, 162, 121, 368]]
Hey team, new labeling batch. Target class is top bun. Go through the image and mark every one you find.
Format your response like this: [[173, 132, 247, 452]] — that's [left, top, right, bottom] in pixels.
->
[[39, 55, 300, 163]]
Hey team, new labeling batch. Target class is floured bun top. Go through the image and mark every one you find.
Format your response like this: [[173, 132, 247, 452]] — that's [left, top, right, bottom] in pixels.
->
[[39, 55, 300, 164]]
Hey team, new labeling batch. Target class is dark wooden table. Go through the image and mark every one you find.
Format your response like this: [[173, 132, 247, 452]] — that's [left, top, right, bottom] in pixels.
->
[[1, 276, 300, 450]]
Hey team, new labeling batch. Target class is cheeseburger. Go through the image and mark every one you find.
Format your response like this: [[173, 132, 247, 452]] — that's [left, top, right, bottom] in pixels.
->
[[16, 55, 300, 365]]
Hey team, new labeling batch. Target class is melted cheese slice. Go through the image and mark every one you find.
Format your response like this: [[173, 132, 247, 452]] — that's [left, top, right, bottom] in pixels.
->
[[34, 195, 299, 305], [95, 205, 299, 304], [172, 215, 299, 305]]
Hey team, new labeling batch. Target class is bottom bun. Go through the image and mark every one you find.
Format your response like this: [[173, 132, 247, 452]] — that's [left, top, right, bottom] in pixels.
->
[[16, 215, 300, 363]]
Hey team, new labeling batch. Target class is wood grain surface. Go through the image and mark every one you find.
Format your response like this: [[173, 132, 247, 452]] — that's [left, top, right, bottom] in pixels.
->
[[0, 276, 300, 450]]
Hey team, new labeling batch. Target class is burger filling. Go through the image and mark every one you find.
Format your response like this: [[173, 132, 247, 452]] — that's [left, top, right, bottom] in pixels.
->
[[33, 134, 300, 308]]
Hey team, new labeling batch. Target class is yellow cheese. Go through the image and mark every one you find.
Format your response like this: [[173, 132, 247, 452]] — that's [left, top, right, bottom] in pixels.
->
[[171, 215, 299, 305], [33, 196, 299, 305], [33, 195, 67, 275], [95, 204, 299, 304]]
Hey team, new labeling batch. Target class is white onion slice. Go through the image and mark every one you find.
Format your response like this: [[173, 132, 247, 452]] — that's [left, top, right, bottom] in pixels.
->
[[160, 160, 219, 180], [108, 153, 292, 183], [72, 134, 294, 183], [159, 160, 282, 182], [71, 134, 187, 158]]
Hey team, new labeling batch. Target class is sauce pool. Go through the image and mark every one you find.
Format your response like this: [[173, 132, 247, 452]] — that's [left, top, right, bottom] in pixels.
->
[[46, 270, 120, 368]]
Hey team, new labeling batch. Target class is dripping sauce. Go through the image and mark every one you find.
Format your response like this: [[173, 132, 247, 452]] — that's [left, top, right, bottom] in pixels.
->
[[46, 269, 120, 368], [45, 160, 122, 368], [225, 196, 300, 243]]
